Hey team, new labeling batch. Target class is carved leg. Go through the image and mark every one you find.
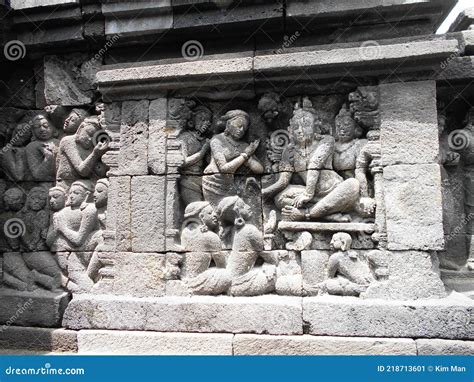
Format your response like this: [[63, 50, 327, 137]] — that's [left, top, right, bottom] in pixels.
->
[[308, 178, 360, 219], [3, 273, 28, 291], [3, 253, 30, 287]]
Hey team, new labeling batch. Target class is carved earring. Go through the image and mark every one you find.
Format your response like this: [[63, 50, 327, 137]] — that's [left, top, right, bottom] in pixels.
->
[[234, 215, 245, 227]]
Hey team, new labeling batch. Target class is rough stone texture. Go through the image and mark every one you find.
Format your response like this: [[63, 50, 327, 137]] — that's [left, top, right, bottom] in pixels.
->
[[301, 250, 329, 295], [364, 251, 447, 300], [63, 295, 303, 335], [0, 326, 77, 352], [303, 294, 474, 339], [233, 334, 416, 355], [11, 0, 78, 9], [93, 253, 167, 298], [416, 339, 474, 355], [148, 97, 168, 175], [131, 176, 166, 252], [42, 53, 101, 106], [78, 330, 233, 355], [379, 81, 439, 166], [0, 291, 69, 328], [383, 164, 445, 251], [119, 100, 149, 176], [107, 176, 131, 252]]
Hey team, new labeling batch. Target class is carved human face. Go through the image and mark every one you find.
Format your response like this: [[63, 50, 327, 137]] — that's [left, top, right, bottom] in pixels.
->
[[330, 233, 352, 251], [68, 185, 88, 207], [193, 111, 212, 135], [93, 183, 108, 208], [336, 116, 356, 143], [64, 111, 83, 134], [199, 205, 218, 230], [290, 112, 314, 146], [33, 117, 53, 141], [76, 124, 96, 150], [27, 189, 47, 211], [49, 189, 66, 212], [4, 189, 24, 212], [226, 116, 248, 140]]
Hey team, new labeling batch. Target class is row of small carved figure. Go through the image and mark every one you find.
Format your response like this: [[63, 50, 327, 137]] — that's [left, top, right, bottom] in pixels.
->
[[177, 197, 387, 297], [0, 106, 109, 184], [0, 179, 108, 293]]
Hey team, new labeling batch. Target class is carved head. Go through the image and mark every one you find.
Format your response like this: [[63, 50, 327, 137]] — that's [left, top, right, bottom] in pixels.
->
[[217, 196, 252, 227], [289, 99, 318, 146], [4, 188, 25, 212], [49, 186, 67, 212], [94, 179, 109, 209], [68, 181, 92, 208], [335, 107, 361, 142], [222, 110, 250, 140], [75, 117, 101, 150], [330, 232, 352, 252], [64, 108, 90, 134], [32, 115, 56, 142], [192, 106, 212, 135], [184, 201, 218, 231], [258, 92, 281, 123], [26, 187, 48, 212], [10, 123, 32, 147]]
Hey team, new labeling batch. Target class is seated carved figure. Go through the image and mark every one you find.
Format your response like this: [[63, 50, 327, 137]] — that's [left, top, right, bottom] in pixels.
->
[[262, 100, 362, 223], [56, 116, 108, 184], [1, 123, 32, 181], [178, 106, 212, 206], [21, 187, 49, 252], [333, 107, 367, 179], [25, 115, 58, 181], [203, 110, 264, 208], [180, 201, 231, 295], [217, 196, 277, 296], [48, 180, 100, 252], [320, 232, 374, 297]]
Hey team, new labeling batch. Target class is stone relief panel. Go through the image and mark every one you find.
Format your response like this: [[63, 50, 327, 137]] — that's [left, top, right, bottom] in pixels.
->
[[0, 103, 110, 299]]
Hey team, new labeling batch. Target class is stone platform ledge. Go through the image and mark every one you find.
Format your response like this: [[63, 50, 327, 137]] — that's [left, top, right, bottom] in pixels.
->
[[278, 221, 375, 233], [0, 290, 69, 328], [62, 295, 303, 335], [304, 294, 474, 340], [0, 326, 77, 353]]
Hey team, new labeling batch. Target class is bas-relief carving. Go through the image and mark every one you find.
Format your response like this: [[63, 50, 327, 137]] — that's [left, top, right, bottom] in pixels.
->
[[0, 105, 110, 295], [167, 89, 384, 296]]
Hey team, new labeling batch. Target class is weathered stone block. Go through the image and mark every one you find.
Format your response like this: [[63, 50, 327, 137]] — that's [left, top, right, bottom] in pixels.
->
[[107, 176, 131, 252], [0, 290, 69, 328], [383, 164, 445, 251], [233, 334, 416, 355], [301, 250, 329, 295], [379, 80, 439, 166], [416, 339, 474, 355], [119, 100, 149, 176], [131, 176, 166, 252], [303, 295, 474, 339], [364, 251, 446, 300], [148, 97, 168, 175], [42, 53, 100, 106], [0, 326, 77, 352], [94, 253, 167, 298], [63, 295, 303, 335], [78, 330, 233, 355]]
